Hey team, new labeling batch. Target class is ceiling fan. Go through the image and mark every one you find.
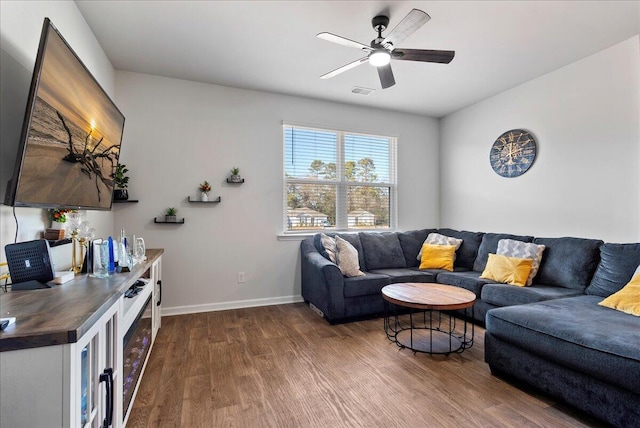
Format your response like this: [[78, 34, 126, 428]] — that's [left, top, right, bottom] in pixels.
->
[[317, 9, 455, 89]]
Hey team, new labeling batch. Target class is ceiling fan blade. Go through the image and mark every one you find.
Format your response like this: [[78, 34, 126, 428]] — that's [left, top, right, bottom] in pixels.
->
[[320, 57, 369, 79], [317, 32, 372, 52], [377, 64, 396, 89], [382, 9, 430, 49], [392, 48, 455, 64]]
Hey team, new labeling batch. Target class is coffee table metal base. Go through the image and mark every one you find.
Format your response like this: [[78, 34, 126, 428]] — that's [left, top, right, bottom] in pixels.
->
[[384, 301, 474, 355]]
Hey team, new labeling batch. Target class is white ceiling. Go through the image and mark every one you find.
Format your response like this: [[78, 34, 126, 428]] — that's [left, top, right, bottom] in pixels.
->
[[76, 1, 639, 118]]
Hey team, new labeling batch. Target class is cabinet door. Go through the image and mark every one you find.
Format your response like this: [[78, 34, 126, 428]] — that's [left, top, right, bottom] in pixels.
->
[[74, 302, 119, 427], [152, 257, 162, 338]]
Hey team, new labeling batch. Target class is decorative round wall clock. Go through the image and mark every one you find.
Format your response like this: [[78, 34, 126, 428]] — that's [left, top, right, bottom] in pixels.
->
[[490, 129, 537, 178]]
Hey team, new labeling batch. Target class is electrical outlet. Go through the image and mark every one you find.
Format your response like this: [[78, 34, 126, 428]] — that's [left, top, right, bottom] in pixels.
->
[[237, 272, 245, 283]]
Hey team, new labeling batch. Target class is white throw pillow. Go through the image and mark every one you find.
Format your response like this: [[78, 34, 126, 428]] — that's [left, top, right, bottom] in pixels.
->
[[320, 233, 337, 263], [497, 239, 545, 286], [416, 233, 463, 261], [335, 236, 365, 277]]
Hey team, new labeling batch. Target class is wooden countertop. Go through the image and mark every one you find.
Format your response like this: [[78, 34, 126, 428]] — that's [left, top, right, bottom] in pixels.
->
[[0, 249, 163, 352]]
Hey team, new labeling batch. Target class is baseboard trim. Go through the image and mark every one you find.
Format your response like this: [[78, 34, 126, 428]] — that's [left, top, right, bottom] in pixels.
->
[[161, 295, 305, 316]]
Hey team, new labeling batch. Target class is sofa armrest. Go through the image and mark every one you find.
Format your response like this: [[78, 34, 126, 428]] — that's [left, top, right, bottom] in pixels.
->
[[301, 238, 345, 321]]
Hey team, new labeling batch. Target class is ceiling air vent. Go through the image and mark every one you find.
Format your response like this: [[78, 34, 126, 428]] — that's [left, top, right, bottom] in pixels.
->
[[351, 86, 375, 96]]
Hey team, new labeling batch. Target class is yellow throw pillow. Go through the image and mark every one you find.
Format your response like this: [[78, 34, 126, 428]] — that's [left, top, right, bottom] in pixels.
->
[[480, 253, 534, 287], [598, 273, 640, 316], [419, 244, 456, 271]]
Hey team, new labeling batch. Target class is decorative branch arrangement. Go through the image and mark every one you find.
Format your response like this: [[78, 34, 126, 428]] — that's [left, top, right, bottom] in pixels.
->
[[56, 111, 120, 202]]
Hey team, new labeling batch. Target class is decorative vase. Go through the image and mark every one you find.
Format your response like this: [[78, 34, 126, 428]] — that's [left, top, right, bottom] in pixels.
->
[[201, 192, 209, 202], [230, 174, 242, 183], [50, 221, 66, 230], [165, 215, 176, 222], [113, 189, 129, 201]]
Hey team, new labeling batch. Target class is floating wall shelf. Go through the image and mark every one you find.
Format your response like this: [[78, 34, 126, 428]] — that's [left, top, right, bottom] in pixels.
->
[[187, 196, 221, 203], [47, 238, 72, 247], [154, 218, 185, 224], [226, 178, 245, 184], [113, 199, 139, 204]]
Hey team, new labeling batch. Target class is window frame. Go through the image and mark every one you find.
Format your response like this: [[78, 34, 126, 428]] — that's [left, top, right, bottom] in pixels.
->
[[283, 123, 397, 234]]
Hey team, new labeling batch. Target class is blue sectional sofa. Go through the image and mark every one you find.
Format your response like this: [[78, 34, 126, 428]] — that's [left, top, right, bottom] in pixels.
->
[[300, 229, 640, 427]]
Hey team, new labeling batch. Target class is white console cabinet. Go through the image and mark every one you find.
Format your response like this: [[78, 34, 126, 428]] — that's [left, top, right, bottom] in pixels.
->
[[0, 299, 118, 427], [0, 250, 163, 428]]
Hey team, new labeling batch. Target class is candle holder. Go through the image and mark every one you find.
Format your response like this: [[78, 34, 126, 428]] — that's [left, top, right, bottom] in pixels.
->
[[67, 213, 85, 273]]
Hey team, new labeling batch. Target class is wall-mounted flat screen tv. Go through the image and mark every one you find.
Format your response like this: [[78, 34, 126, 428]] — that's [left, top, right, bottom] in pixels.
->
[[4, 17, 125, 210]]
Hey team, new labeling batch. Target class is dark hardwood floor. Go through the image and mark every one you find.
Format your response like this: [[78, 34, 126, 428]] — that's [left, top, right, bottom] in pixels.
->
[[127, 303, 606, 427]]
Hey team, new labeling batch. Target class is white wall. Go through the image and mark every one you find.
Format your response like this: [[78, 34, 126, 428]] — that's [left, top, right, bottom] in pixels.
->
[[440, 36, 640, 243], [0, 1, 116, 269], [114, 71, 440, 313]]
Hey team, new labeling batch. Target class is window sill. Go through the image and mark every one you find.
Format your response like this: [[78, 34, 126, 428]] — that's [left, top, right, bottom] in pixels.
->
[[277, 229, 398, 241], [277, 233, 314, 241]]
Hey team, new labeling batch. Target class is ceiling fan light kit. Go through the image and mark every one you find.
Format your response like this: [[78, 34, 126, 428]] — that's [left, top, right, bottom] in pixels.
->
[[318, 9, 455, 89], [369, 50, 391, 66]]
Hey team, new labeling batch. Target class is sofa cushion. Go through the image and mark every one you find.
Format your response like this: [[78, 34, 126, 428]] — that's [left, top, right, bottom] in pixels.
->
[[397, 229, 436, 268], [313, 233, 327, 256], [598, 265, 640, 316], [359, 232, 406, 270], [317, 233, 337, 262], [533, 237, 604, 289], [437, 228, 484, 270], [416, 232, 463, 261], [419, 244, 456, 271], [497, 239, 545, 285], [316, 233, 367, 268], [335, 236, 365, 277], [473, 233, 534, 272], [485, 295, 640, 394], [368, 268, 437, 284], [436, 271, 496, 297], [343, 272, 390, 298], [482, 284, 584, 306], [333, 233, 366, 271], [480, 253, 533, 287], [414, 266, 470, 276], [586, 242, 640, 297]]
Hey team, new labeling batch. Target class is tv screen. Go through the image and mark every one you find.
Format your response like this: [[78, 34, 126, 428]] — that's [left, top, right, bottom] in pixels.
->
[[4, 18, 125, 210]]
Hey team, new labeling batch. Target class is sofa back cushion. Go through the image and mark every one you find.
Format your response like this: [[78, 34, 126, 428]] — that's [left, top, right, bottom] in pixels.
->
[[473, 233, 534, 272], [438, 228, 484, 270], [533, 237, 604, 289], [313, 233, 326, 254], [359, 232, 407, 270], [397, 229, 436, 268], [586, 243, 640, 297]]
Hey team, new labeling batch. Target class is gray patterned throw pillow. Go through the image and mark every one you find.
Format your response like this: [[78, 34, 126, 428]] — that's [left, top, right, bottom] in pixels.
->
[[416, 233, 463, 261], [497, 239, 545, 285]]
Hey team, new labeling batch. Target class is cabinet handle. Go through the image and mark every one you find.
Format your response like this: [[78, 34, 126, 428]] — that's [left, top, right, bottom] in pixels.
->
[[99, 368, 114, 427], [157, 280, 162, 306]]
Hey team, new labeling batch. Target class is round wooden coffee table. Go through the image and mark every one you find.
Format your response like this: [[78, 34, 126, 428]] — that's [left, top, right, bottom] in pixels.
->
[[382, 282, 476, 355]]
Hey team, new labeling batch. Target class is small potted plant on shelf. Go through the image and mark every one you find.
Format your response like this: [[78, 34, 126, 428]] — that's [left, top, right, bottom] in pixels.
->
[[112, 164, 130, 201], [165, 207, 177, 222], [199, 180, 211, 201], [46, 208, 73, 239], [48, 208, 72, 228], [229, 167, 242, 183]]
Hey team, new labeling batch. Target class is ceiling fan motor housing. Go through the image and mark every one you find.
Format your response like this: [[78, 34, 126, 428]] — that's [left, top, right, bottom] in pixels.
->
[[372, 15, 389, 33]]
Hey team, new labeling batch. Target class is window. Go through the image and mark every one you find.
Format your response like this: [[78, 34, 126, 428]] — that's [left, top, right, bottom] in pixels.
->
[[283, 124, 397, 233]]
